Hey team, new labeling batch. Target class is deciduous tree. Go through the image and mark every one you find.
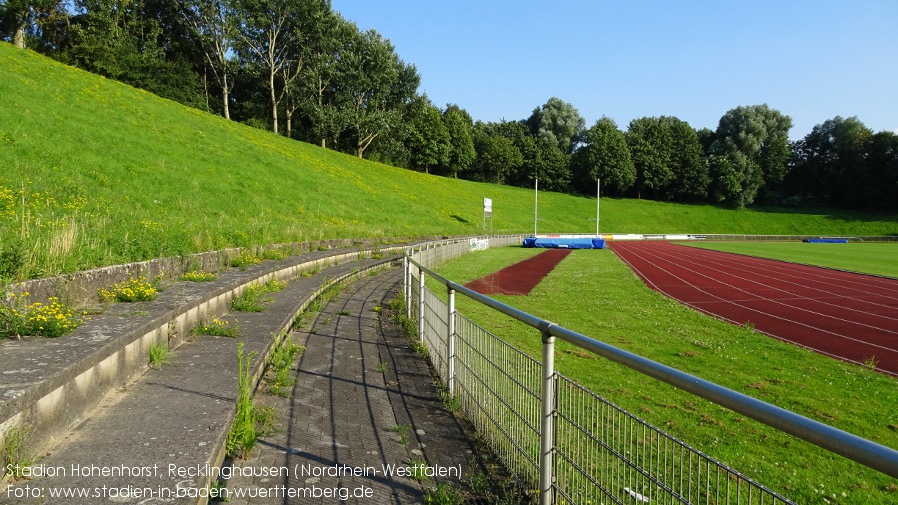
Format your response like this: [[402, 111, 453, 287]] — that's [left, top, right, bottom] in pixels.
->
[[406, 95, 449, 173], [441, 104, 476, 178], [341, 28, 418, 158], [572, 117, 635, 196], [233, 0, 304, 134], [708, 104, 792, 207], [180, 0, 237, 119], [526, 97, 585, 154]]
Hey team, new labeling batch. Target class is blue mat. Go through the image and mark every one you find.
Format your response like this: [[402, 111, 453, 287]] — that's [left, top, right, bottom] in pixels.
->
[[522, 237, 606, 249], [803, 238, 848, 244]]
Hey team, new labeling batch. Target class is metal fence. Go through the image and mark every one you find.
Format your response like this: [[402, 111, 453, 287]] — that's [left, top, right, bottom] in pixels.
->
[[403, 237, 898, 505]]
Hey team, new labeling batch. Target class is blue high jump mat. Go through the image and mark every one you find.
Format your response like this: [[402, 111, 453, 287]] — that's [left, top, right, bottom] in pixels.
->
[[522, 237, 606, 249], [803, 238, 848, 243]]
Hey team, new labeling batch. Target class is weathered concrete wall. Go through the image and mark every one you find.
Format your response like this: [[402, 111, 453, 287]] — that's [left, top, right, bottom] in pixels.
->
[[3, 238, 410, 309]]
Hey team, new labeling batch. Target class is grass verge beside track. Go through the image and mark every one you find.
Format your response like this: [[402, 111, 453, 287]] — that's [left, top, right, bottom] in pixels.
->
[[681, 241, 898, 278], [433, 246, 898, 504]]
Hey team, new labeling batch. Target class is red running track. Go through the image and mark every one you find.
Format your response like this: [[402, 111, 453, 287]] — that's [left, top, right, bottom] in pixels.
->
[[465, 249, 572, 295], [608, 241, 898, 376]]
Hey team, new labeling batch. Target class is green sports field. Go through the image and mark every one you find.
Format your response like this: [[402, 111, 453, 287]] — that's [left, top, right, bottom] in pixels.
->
[[433, 245, 898, 504], [681, 241, 898, 278]]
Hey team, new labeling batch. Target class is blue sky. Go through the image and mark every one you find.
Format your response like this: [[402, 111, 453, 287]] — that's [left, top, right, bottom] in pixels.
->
[[331, 1, 897, 140]]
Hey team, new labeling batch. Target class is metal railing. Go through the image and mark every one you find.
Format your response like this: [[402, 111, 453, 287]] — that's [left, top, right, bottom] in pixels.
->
[[403, 237, 898, 505]]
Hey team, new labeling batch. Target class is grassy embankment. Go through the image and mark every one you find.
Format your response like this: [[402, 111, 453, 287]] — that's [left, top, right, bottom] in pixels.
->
[[2, 41, 898, 280], [434, 247, 898, 504]]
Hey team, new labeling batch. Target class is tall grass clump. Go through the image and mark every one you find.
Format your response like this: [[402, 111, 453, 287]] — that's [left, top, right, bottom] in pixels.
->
[[147, 342, 168, 369], [265, 334, 304, 397], [1, 426, 32, 478], [226, 342, 258, 459]]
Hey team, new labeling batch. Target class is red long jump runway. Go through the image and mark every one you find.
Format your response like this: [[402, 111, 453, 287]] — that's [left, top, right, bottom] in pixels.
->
[[465, 249, 572, 295], [608, 241, 898, 376]]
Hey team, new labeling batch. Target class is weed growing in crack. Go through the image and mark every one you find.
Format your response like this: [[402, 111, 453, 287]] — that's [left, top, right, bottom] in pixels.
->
[[389, 424, 411, 446], [423, 482, 462, 505], [863, 355, 879, 371], [230, 251, 262, 269], [1, 292, 82, 338], [407, 458, 430, 483], [99, 275, 160, 302], [266, 334, 304, 397], [231, 279, 287, 312], [192, 318, 239, 338], [2, 425, 32, 479], [227, 342, 258, 459], [148, 342, 169, 369], [180, 270, 217, 282], [433, 381, 460, 413], [261, 249, 288, 261]]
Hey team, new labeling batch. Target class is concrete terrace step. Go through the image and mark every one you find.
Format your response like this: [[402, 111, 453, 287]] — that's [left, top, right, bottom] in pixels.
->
[[0, 246, 403, 503]]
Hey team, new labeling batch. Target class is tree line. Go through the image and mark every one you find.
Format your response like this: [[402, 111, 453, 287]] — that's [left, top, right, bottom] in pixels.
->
[[3, 0, 896, 210]]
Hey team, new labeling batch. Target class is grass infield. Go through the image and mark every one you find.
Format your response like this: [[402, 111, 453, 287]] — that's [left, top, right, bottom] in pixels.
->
[[434, 246, 898, 504], [682, 241, 898, 279]]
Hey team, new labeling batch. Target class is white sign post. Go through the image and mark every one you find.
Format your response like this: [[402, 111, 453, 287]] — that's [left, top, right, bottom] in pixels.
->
[[483, 198, 493, 234]]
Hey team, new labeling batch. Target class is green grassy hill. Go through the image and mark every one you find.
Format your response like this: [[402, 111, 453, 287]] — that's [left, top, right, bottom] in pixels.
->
[[1, 42, 896, 278]]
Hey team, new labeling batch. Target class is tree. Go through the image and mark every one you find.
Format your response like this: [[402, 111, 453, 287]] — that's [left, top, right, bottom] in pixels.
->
[[526, 97, 585, 154], [406, 95, 449, 173], [470, 122, 523, 184], [626, 116, 708, 201], [572, 117, 635, 196], [626, 117, 673, 199], [0, 0, 57, 48], [441, 104, 476, 178], [787, 116, 873, 207], [296, 8, 354, 148], [180, 0, 237, 119], [664, 117, 709, 200], [62, 0, 204, 107], [527, 137, 571, 192], [864, 131, 898, 210], [341, 28, 419, 158], [708, 104, 792, 207], [233, 0, 304, 134], [709, 142, 760, 208]]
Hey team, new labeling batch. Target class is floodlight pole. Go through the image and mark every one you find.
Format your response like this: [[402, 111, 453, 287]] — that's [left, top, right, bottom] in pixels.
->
[[534, 178, 539, 237], [596, 177, 601, 235]]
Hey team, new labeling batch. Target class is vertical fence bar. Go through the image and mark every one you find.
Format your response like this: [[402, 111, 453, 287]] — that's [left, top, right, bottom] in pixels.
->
[[418, 266, 426, 343], [448, 287, 456, 396], [406, 252, 414, 320], [539, 322, 556, 505], [403, 255, 409, 312]]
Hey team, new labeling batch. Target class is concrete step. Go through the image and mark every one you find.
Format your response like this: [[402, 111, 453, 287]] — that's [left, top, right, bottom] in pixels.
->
[[1, 247, 403, 503]]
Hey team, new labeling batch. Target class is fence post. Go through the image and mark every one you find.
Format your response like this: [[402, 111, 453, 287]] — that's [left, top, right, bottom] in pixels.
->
[[403, 255, 409, 312], [418, 267, 426, 344], [447, 287, 456, 395], [407, 252, 415, 321], [539, 322, 556, 505]]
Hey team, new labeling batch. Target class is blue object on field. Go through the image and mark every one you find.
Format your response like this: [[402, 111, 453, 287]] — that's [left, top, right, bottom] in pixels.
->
[[522, 237, 605, 249], [803, 238, 848, 243]]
